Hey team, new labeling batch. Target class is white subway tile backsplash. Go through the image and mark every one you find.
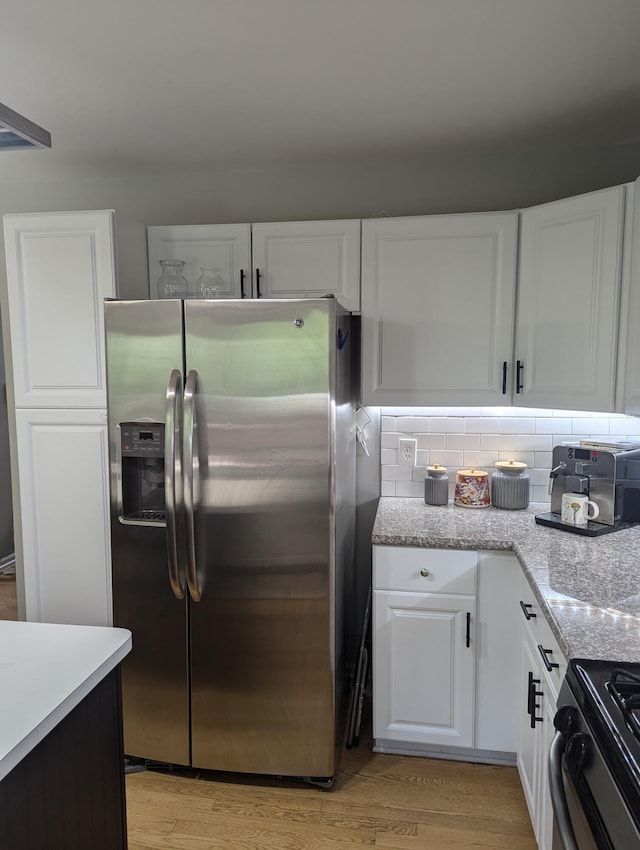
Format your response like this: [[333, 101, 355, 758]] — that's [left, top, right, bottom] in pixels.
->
[[382, 464, 413, 482], [416, 434, 446, 450], [516, 435, 553, 452], [498, 417, 535, 433], [534, 451, 553, 469], [396, 481, 425, 497], [536, 418, 571, 434], [572, 417, 610, 433], [430, 417, 464, 433], [416, 450, 431, 466], [447, 407, 483, 417], [429, 449, 464, 467], [447, 434, 481, 451], [465, 418, 498, 433], [396, 416, 431, 433], [482, 434, 515, 451], [517, 407, 553, 417], [381, 433, 401, 449], [379, 407, 640, 505]]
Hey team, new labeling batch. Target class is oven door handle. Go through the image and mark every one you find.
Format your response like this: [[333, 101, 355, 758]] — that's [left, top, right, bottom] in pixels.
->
[[549, 730, 579, 850]]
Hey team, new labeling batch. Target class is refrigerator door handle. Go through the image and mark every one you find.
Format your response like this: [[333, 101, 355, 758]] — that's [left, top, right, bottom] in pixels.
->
[[165, 369, 185, 600], [183, 369, 202, 602]]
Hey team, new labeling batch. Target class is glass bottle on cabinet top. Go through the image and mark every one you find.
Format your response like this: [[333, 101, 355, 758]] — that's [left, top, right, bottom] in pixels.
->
[[157, 259, 188, 299], [196, 267, 225, 299]]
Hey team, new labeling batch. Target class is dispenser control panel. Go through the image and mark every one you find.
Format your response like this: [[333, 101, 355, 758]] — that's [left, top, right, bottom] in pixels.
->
[[120, 423, 165, 457]]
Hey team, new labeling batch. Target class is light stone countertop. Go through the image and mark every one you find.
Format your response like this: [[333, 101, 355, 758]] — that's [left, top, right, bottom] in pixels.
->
[[372, 497, 640, 664]]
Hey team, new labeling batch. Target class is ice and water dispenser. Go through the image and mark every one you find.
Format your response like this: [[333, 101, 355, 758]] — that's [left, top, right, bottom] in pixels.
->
[[120, 422, 166, 523]]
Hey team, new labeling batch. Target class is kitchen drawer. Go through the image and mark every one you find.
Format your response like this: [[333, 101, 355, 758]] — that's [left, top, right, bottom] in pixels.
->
[[517, 573, 567, 699], [373, 546, 477, 594]]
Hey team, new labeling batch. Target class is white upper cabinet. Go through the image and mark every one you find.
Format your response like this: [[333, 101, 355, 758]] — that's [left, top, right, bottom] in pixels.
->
[[361, 213, 518, 406], [251, 220, 360, 311], [514, 185, 626, 412], [618, 178, 640, 415], [3, 210, 147, 409], [147, 224, 252, 299], [147, 220, 361, 311]]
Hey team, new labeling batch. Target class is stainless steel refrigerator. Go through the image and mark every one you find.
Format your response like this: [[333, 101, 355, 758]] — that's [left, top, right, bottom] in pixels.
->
[[104, 297, 355, 784]]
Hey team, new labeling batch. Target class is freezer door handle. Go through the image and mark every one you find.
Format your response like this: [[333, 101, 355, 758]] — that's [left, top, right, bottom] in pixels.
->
[[165, 369, 185, 600], [183, 369, 202, 602]]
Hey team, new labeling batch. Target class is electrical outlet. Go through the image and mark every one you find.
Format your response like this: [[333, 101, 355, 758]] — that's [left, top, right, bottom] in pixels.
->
[[398, 438, 417, 467]]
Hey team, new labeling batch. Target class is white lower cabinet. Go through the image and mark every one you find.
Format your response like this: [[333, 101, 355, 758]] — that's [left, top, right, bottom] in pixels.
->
[[372, 544, 572, 846], [373, 546, 522, 760], [516, 571, 567, 850], [15, 408, 112, 627], [373, 589, 476, 748]]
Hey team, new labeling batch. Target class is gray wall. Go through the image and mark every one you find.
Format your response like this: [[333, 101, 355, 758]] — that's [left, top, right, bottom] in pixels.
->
[[1, 143, 640, 616]]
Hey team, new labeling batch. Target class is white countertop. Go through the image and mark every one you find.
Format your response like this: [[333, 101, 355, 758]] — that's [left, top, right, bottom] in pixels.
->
[[0, 620, 132, 781]]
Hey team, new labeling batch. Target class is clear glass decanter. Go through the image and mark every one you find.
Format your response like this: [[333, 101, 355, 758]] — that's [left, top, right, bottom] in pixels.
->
[[157, 259, 188, 299]]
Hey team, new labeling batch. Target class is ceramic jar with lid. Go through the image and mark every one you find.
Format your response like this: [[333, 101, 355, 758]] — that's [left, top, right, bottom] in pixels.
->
[[454, 469, 491, 508], [491, 459, 530, 510], [424, 464, 449, 506]]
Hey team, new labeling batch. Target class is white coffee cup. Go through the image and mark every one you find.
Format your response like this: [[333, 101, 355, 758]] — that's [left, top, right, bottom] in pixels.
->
[[561, 492, 600, 526]]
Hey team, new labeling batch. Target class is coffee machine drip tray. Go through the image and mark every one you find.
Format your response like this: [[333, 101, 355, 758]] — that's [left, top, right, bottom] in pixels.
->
[[535, 512, 638, 536]]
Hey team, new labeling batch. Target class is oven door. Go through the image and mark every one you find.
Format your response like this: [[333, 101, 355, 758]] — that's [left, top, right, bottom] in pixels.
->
[[550, 698, 640, 850]]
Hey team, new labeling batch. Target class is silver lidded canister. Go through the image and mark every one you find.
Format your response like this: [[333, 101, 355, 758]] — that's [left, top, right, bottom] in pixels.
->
[[424, 464, 449, 506], [491, 459, 530, 509]]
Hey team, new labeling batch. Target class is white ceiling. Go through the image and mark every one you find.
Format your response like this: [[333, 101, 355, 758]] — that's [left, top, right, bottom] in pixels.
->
[[2, 0, 640, 183]]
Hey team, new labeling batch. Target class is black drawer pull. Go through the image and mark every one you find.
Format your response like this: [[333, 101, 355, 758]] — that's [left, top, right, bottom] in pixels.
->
[[538, 643, 560, 672], [519, 600, 537, 620]]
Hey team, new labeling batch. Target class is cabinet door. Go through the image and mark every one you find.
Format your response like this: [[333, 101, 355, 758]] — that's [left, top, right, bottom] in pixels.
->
[[147, 224, 251, 299], [3, 211, 118, 408], [251, 220, 361, 311], [373, 590, 475, 748], [515, 186, 625, 411], [15, 408, 112, 626], [361, 213, 517, 405], [517, 633, 543, 837]]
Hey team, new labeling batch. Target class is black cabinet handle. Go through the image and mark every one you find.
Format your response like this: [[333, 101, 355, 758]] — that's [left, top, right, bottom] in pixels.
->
[[519, 600, 537, 620], [502, 361, 507, 395], [240, 269, 246, 299], [538, 643, 560, 672], [516, 360, 524, 393], [465, 612, 471, 648], [256, 268, 262, 298], [529, 675, 543, 728]]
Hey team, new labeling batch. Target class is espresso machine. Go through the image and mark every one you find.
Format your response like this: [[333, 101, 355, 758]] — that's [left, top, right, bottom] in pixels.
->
[[535, 441, 640, 535]]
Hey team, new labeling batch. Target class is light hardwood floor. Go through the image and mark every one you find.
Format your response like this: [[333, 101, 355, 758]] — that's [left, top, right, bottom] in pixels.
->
[[0, 573, 18, 620], [125, 714, 537, 850]]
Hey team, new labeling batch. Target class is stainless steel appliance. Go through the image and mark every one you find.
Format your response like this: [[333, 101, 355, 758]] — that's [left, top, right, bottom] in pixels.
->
[[104, 297, 355, 786], [535, 441, 640, 536], [550, 660, 640, 849]]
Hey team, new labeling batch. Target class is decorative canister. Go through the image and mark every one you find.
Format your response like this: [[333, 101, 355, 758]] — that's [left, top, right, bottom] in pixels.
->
[[424, 464, 449, 506], [491, 459, 530, 510], [454, 468, 491, 508]]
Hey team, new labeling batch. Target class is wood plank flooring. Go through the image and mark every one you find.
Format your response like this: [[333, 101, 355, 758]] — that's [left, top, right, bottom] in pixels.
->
[[126, 712, 537, 849], [0, 572, 18, 620]]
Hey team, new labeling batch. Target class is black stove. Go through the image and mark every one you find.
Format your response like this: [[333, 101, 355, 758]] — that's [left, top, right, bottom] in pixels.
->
[[553, 659, 640, 849]]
